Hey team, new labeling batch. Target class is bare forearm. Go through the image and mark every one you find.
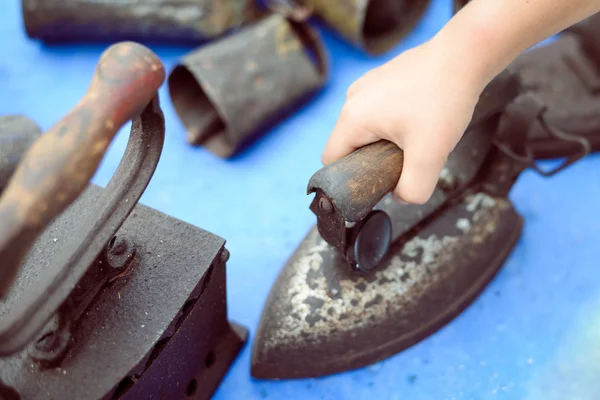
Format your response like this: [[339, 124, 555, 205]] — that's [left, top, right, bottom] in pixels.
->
[[433, 0, 600, 87]]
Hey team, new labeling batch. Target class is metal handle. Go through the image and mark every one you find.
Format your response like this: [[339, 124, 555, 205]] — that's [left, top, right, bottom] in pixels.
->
[[307, 68, 521, 223], [0, 41, 165, 297]]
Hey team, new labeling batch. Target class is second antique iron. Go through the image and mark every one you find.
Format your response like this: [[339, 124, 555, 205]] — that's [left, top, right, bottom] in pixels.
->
[[250, 33, 597, 377], [0, 42, 246, 399]]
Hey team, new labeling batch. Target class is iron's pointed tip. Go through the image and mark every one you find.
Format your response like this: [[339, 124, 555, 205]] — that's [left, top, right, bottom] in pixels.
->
[[251, 192, 524, 380]]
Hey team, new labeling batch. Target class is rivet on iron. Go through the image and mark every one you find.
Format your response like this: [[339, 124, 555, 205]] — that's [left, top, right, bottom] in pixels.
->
[[318, 197, 333, 214], [221, 248, 231, 263], [106, 236, 136, 270]]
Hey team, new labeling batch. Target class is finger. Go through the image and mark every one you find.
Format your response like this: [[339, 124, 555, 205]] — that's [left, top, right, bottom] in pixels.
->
[[322, 100, 380, 165], [393, 140, 449, 205]]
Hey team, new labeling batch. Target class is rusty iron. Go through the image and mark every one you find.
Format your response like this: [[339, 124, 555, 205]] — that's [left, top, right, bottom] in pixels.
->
[[0, 42, 247, 399], [306, 68, 521, 273], [301, 0, 431, 55], [168, 13, 328, 158], [0, 115, 42, 193], [21, 0, 264, 44], [251, 64, 594, 378]]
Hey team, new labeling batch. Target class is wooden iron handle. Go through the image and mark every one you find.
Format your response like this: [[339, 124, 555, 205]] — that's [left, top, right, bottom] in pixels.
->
[[307, 68, 521, 222], [0, 41, 165, 296]]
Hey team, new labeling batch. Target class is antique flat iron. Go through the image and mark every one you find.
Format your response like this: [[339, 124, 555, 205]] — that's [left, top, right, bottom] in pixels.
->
[[251, 47, 595, 378], [0, 42, 247, 400]]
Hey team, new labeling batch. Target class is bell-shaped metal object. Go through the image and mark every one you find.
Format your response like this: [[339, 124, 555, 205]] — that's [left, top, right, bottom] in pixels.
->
[[21, 0, 264, 44], [0, 42, 246, 400], [0, 115, 42, 193], [168, 13, 328, 158]]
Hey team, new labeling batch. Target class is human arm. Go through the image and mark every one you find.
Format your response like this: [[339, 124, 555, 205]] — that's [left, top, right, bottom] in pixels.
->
[[322, 0, 600, 204]]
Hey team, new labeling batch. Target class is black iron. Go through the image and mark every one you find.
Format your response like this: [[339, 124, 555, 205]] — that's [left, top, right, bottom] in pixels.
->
[[21, 0, 264, 45], [168, 13, 328, 158], [251, 65, 593, 379], [0, 42, 246, 399], [0, 115, 42, 193]]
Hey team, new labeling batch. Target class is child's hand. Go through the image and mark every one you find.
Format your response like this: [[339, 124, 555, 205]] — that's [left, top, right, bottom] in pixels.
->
[[322, 39, 488, 204]]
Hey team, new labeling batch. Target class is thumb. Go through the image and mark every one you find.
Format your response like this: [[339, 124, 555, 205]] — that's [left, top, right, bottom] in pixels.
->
[[393, 139, 449, 205], [322, 101, 381, 166]]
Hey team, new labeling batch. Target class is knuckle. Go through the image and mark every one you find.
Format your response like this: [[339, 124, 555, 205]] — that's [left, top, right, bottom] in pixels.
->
[[339, 98, 362, 123]]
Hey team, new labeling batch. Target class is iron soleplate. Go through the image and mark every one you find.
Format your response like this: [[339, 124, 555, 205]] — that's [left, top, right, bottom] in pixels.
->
[[251, 190, 522, 379]]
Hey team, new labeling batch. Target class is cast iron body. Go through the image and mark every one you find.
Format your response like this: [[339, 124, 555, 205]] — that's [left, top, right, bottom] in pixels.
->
[[22, 0, 262, 44], [304, 0, 431, 55], [169, 13, 328, 158], [0, 42, 246, 399], [0, 115, 41, 192], [251, 64, 593, 378]]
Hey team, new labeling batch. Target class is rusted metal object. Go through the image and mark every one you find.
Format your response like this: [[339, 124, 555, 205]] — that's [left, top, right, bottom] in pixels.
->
[[168, 13, 328, 158], [303, 0, 431, 55], [251, 66, 593, 378], [0, 115, 41, 192], [21, 0, 263, 44], [0, 42, 246, 399], [307, 68, 521, 273]]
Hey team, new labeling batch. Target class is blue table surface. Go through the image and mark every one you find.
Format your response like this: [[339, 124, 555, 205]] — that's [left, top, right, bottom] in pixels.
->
[[2, 1, 600, 399]]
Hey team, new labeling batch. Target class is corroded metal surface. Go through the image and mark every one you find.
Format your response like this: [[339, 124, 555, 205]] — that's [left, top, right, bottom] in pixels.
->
[[0, 40, 247, 399], [0, 41, 166, 352], [251, 114, 531, 378], [168, 13, 328, 158], [22, 0, 263, 44], [252, 50, 596, 377], [306, 69, 520, 272], [306, 0, 431, 54], [252, 190, 522, 379], [0, 185, 248, 400], [0, 115, 41, 192]]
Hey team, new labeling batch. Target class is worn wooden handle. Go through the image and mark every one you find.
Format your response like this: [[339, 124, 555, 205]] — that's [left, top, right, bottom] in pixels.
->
[[0, 41, 165, 295], [308, 68, 520, 222]]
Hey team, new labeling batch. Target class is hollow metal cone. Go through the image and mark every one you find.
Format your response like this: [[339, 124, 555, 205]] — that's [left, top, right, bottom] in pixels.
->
[[168, 13, 328, 158], [307, 0, 431, 55], [21, 0, 264, 44]]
